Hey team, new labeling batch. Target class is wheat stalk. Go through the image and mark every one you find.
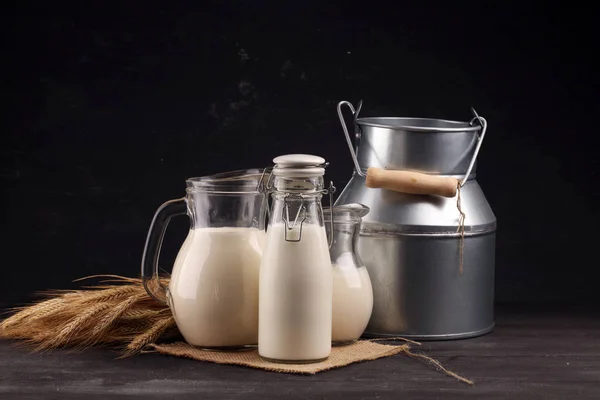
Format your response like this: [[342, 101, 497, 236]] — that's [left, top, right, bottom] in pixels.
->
[[84, 293, 147, 346], [0, 275, 176, 355], [1, 300, 58, 330], [121, 308, 170, 320], [44, 302, 113, 350], [0, 295, 76, 330], [79, 285, 141, 304], [124, 316, 176, 356]]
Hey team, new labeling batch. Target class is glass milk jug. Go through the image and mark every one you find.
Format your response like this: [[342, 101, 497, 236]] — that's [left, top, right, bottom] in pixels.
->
[[141, 169, 267, 350], [324, 203, 374, 345], [258, 154, 335, 363]]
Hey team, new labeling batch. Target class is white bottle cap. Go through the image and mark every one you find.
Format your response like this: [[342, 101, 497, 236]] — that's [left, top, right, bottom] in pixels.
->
[[272, 154, 326, 177]]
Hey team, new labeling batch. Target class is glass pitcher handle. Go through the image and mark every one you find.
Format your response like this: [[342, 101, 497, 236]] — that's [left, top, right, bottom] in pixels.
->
[[141, 198, 187, 304]]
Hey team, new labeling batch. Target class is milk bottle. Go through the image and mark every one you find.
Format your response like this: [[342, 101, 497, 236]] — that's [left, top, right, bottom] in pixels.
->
[[259, 154, 334, 363]]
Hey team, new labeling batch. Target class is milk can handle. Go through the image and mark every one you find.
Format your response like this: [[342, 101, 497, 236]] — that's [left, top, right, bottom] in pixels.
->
[[462, 108, 488, 186], [337, 101, 366, 177], [141, 198, 187, 304]]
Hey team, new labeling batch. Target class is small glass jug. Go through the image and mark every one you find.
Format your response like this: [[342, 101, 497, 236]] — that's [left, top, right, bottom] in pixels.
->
[[141, 169, 267, 350], [324, 203, 374, 345]]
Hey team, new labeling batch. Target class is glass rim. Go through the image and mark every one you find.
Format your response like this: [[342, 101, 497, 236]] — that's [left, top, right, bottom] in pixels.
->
[[186, 168, 266, 193], [323, 203, 370, 221]]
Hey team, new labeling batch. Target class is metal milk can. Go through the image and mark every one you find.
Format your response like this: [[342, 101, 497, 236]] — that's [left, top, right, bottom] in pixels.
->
[[335, 100, 496, 340]]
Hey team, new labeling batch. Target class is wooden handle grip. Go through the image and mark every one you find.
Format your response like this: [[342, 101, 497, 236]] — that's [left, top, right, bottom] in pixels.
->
[[365, 167, 459, 197]]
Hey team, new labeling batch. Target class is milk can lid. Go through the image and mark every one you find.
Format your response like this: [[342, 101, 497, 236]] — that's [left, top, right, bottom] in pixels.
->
[[272, 154, 326, 177]]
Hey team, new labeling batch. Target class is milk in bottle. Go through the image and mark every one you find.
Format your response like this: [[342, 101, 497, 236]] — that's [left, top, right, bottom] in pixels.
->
[[259, 154, 334, 363]]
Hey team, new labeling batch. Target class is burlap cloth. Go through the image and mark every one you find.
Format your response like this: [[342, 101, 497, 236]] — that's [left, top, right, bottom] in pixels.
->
[[148, 339, 473, 385], [149, 340, 410, 374]]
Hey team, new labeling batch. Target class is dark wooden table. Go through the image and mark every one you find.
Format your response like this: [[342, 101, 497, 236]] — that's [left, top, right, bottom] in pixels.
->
[[1, 305, 599, 400]]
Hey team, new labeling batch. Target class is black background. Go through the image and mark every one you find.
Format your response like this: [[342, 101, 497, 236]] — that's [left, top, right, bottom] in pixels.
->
[[1, 1, 598, 309]]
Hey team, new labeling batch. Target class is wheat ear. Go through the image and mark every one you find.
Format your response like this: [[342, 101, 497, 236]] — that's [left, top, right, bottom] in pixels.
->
[[124, 316, 176, 356]]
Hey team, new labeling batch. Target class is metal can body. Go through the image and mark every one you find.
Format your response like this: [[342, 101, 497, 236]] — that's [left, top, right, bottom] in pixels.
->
[[335, 102, 496, 340], [357, 230, 495, 339]]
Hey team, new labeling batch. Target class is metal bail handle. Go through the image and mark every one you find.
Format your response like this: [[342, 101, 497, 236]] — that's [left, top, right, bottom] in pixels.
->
[[280, 182, 337, 248], [261, 160, 337, 247], [257, 167, 274, 223], [282, 195, 307, 242], [463, 107, 488, 187], [337, 100, 488, 187], [257, 161, 332, 221], [337, 101, 366, 178], [325, 181, 336, 248]]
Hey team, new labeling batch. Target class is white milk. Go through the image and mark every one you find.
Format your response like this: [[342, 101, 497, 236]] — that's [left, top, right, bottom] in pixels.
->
[[168, 227, 265, 348], [259, 223, 333, 361], [332, 259, 373, 343]]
